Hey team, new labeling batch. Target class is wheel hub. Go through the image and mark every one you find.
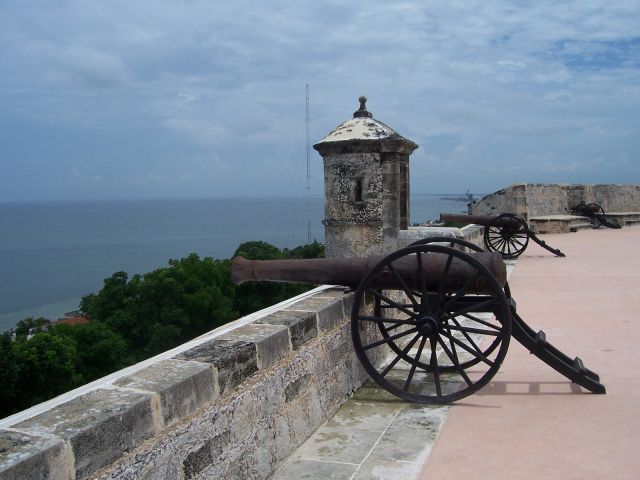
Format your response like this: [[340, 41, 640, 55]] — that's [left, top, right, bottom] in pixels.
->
[[417, 314, 441, 336]]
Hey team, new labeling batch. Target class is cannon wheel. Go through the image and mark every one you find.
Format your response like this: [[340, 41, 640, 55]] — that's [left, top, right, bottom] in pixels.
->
[[351, 244, 512, 404], [394, 237, 508, 372], [587, 203, 605, 228], [484, 213, 530, 258], [571, 203, 604, 228]]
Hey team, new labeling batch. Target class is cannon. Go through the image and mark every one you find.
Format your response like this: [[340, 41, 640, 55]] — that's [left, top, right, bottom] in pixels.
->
[[570, 202, 621, 229], [231, 238, 605, 404], [440, 212, 565, 258]]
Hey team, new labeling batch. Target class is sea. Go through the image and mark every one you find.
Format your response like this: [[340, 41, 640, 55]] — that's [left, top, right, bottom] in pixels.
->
[[0, 195, 469, 332]]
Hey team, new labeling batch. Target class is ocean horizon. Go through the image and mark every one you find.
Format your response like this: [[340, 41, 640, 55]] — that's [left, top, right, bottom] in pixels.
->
[[0, 194, 470, 332]]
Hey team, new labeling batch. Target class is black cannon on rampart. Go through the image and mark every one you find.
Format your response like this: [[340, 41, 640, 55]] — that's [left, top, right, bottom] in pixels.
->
[[570, 202, 621, 229], [231, 238, 605, 404], [440, 212, 565, 258]]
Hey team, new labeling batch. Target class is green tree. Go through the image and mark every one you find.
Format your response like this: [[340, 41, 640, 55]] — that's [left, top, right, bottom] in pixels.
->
[[0, 332, 20, 416], [6, 333, 80, 415], [283, 240, 325, 259], [233, 240, 284, 260], [53, 322, 130, 382], [13, 317, 51, 337], [80, 271, 131, 322], [81, 254, 238, 359], [1, 240, 326, 418], [232, 241, 315, 315]]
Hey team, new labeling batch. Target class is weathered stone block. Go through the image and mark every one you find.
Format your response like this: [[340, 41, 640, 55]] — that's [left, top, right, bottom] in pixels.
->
[[284, 373, 312, 402], [273, 416, 291, 463], [174, 339, 258, 395], [218, 323, 291, 370], [14, 388, 157, 480], [228, 374, 285, 444], [256, 310, 317, 349], [182, 429, 231, 480], [114, 359, 218, 428], [0, 430, 74, 480], [285, 294, 346, 332]]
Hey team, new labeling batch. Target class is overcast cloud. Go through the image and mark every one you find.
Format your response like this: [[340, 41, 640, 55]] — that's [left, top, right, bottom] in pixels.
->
[[1, 0, 638, 201]]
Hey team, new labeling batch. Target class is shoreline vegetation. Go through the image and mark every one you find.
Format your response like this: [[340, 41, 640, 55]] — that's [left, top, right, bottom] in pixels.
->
[[0, 240, 324, 419]]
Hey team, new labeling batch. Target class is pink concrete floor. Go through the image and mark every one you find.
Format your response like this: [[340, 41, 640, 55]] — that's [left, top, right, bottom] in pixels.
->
[[420, 227, 640, 480]]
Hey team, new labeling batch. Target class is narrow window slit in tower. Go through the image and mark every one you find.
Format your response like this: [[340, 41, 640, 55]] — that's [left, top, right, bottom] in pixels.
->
[[354, 178, 363, 203]]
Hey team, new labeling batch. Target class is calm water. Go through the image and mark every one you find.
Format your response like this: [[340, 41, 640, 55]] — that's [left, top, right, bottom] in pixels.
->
[[0, 195, 468, 331]]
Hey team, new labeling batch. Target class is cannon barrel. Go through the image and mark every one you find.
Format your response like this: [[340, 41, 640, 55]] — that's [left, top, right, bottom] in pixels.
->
[[440, 212, 522, 228], [231, 250, 507, 293]]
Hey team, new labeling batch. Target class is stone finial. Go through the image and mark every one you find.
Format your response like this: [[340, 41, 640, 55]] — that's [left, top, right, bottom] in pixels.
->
[[353, 96, 372, 118]]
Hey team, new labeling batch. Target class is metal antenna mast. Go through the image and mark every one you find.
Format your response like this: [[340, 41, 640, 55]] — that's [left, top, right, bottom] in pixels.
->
[[305, 84, 311, 244]]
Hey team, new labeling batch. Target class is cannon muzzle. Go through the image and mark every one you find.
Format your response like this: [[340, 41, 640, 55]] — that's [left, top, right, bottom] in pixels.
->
[[231, 250, 506, 293]]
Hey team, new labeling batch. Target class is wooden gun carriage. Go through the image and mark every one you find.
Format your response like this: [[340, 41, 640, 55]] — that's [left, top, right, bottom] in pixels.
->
[[231, 238, 605, 404], [440, 212, 565, 258]]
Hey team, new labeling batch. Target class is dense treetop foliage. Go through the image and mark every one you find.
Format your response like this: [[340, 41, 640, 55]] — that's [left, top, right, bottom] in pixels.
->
[[0, 240, 324, 419]]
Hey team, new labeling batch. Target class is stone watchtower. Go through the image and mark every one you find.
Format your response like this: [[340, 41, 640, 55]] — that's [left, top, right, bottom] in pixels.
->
[[313, 97, 418, 258]]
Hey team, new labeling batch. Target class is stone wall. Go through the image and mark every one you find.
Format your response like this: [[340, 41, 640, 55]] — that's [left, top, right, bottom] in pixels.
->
[[398, 224, 485, 250], [569, 184, 640, 212], [0, 287, 372, 480], [323, 152, 384, 258], [0, 226, 487, 480], [469, 183, 640, 219]]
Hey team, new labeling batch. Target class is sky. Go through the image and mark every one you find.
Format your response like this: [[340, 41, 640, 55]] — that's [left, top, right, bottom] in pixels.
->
[[1, 0, 639, 202]]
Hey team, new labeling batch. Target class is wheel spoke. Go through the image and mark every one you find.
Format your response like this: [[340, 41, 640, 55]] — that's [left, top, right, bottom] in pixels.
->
[[404, 335, 427, 392], [436, 253, 454, 301], [357, 315, 416, 326], [383, 323, 405, 333], [379, 303, 417, 309], [446, 323, 500, 336], [448, 317, 486, 358], [443, 297, 497, 320], [460, 312, 502, 330], [416, 251, 431, 311], [487, 234, 500, 247], [388, 263, 420, 309], [429, 336, 442, 397], [437, 336, 472, 386], [381, 332, 421, 377], [366, 288, 420, 320], [511, 238, 521, 253], [439, 330, 495, 367], [442, 272, 482, 312], [363, 326, 419, 351]]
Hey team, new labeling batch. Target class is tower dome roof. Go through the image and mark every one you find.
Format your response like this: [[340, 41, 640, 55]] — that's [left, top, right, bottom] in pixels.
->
[[313, 96, 417, 154]]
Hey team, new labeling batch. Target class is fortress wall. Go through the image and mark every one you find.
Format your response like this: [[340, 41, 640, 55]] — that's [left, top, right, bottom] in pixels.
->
[[467, 183, 529, 218], [572, 184, 640, 212], [0, 287, 372, 480], [469, 183, 640, 219], [0, 226, 507, 480], [523, 184, 569, 217]]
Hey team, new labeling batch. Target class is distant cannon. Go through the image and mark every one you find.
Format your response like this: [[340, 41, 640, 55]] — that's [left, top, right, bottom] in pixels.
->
[[440, 212, 565, 258], [231, 238, 604, 404], [570, 202, 621, 229]]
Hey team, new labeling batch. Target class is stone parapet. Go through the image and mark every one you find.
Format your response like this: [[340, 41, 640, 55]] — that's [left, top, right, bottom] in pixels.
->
[[529, 215, 592, 234], [0, 287, 368, 480], [469, 183, 640, 219], [397, 224, 485, 250]]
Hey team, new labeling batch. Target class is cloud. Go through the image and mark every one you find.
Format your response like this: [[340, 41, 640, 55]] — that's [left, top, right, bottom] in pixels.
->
[[0, 0, 638, 200], [48, 46, 130, 88], [67, 166, 103, 183]]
